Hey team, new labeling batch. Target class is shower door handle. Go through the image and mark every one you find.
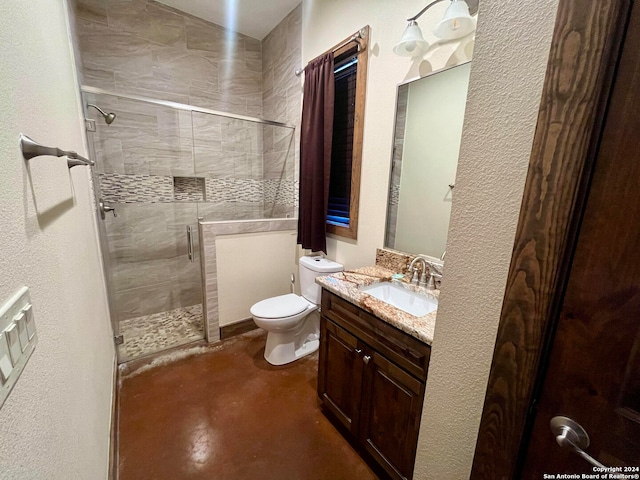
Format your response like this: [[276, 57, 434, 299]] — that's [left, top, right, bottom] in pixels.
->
[[186, 225, 194, 262]]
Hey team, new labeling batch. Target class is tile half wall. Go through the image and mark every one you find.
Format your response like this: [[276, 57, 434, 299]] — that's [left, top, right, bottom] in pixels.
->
[[200, 218, 298, 342]]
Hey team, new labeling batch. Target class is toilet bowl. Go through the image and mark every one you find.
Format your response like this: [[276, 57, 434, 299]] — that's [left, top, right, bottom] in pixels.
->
[[250, 256, 343, 365]]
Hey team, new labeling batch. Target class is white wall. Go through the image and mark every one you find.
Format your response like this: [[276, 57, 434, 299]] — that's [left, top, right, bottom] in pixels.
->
[[0, 1, 115, 479], [415, 0, 560, 477], [216, 230, 298, 326], [303, 0, 560, 477], [302, 0, 473, 269]]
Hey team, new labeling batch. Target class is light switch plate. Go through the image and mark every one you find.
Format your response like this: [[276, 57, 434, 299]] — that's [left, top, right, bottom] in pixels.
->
[[0, 287, 37, 408]]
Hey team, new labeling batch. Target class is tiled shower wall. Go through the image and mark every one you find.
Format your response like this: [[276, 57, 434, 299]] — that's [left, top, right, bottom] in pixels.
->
[[74, 0, 263, 115], [262, 5, 302, 218], [74, 0, 301, 220], [74, 0, 274, 219], [85, 94, 294, 323], [74, 0, 301, 325]]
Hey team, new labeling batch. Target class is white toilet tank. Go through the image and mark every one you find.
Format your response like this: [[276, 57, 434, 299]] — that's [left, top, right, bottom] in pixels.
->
[[299, 256, 343, 304]]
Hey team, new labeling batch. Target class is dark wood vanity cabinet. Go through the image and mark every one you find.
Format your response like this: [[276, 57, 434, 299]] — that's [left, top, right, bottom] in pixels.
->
[[318, 289, 431, 480]]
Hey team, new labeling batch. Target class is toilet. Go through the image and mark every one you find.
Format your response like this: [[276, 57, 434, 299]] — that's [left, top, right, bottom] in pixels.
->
[[250, 255, 343, 365]]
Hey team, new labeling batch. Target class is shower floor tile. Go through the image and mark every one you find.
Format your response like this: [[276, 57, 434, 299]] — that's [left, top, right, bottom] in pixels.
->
[[117, 330, 380, 480], [118, 304, 204, 362]]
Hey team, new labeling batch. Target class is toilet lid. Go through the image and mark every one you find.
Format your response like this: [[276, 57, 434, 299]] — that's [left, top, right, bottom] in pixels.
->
[[250, 294, 311, 319]]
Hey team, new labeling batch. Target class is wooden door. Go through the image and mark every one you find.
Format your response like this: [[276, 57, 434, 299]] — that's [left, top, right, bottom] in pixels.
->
[[358, 349, 425, 480], [317, 317, 364, 434], [519, 2, 640, 474]]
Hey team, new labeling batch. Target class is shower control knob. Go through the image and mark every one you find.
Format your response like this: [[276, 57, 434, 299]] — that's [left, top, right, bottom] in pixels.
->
[[99, 198, 117, 219], [103, 205, 116, 217]]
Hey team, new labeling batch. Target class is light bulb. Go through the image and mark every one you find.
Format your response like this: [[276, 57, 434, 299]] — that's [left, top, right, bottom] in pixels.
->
[[433, 0, 476, 40]]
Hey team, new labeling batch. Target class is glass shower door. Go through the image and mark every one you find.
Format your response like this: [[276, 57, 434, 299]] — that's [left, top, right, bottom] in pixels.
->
[[84, 91, 204, 362], [104, 203, 202, 362]]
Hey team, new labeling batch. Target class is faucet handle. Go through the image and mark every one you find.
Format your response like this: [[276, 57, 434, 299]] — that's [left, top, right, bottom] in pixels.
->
[[410, 268, 419, 285], [426, 272, 442, 291]]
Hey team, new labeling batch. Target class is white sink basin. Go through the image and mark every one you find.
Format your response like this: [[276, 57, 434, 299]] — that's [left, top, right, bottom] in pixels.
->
[[359, 282, 438, 317]]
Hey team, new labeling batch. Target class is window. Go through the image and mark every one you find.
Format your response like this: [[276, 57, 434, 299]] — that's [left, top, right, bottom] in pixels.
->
[[326, 27, 368, 240], [327, 54, 357, 228]]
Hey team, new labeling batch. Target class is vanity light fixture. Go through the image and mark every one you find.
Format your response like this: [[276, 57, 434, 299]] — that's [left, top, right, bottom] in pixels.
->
[[393, 0, 478, 57]]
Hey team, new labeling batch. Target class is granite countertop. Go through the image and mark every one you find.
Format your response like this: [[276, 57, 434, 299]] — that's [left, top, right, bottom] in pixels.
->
[[315, 265, 438, 345]]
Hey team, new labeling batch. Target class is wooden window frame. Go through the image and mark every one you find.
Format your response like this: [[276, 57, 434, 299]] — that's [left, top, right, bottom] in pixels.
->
[[325, 26, 369, 241]]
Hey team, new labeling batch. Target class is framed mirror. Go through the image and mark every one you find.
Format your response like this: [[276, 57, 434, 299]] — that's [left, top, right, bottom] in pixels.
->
[[384, 62, 472, 258]]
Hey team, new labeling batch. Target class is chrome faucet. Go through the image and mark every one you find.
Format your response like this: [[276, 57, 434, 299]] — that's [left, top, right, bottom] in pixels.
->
[[408, 256, 429, 287]]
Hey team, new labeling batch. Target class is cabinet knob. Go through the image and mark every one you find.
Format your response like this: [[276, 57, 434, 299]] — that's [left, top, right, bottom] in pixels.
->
[[355, 348, 362, 355], [363, 355, 371, 364]]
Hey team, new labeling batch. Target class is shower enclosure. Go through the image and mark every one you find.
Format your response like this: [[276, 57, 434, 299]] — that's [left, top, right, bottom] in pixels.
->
[[82, 87, 296, 363]]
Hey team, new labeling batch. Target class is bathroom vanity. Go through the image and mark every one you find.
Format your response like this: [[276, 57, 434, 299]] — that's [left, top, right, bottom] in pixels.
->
[[316, 266, 436, 480], [312, 49, 467, 480]]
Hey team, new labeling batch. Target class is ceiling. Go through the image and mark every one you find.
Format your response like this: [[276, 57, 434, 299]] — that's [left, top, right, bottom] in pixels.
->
[[155, 0, 301, 40]]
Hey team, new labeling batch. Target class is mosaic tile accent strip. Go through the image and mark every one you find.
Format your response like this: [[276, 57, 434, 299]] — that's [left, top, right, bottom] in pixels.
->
[[100, 174, 293, 205], [264, 179, 276, 204], [204, 178, 264, 203], [389, 184, 400, 206], [118, 304, 204, 362], [174, 177, 205, 201], [100, 173, 174, 203], [264, 179, 296, 206]]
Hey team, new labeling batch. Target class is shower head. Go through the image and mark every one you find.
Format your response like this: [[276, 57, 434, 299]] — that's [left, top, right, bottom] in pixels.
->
[[87, 103, 116, 125]]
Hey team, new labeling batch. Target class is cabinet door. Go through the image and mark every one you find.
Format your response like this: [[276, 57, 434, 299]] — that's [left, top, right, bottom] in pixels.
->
[[359, 349, 425, 480], [318, 317, 365, 434]]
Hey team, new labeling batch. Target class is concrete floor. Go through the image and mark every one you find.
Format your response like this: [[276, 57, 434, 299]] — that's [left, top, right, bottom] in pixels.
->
[[117, 329, 379, 479]]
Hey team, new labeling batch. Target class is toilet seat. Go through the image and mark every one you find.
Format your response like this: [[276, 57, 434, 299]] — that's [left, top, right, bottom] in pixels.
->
[[250, 293, 313, 319]]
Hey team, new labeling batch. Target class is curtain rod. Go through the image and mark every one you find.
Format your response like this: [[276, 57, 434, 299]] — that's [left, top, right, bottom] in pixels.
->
[[295, 28, 367, 77]]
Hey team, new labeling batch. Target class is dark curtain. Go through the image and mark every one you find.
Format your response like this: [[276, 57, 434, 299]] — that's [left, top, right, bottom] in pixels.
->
[[297, 52, 335, 253]]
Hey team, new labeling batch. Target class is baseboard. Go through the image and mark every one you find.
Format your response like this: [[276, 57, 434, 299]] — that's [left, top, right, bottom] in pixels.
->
[[220, 318, 258, 340], [109, 357, 119, 480]]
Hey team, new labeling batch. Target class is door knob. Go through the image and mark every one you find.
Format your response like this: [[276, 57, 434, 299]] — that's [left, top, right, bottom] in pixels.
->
[[363, 355, 371, 364], [550, 416, 606, 468], [98, 198, 116, 220], [355, 348, 362, 355]]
